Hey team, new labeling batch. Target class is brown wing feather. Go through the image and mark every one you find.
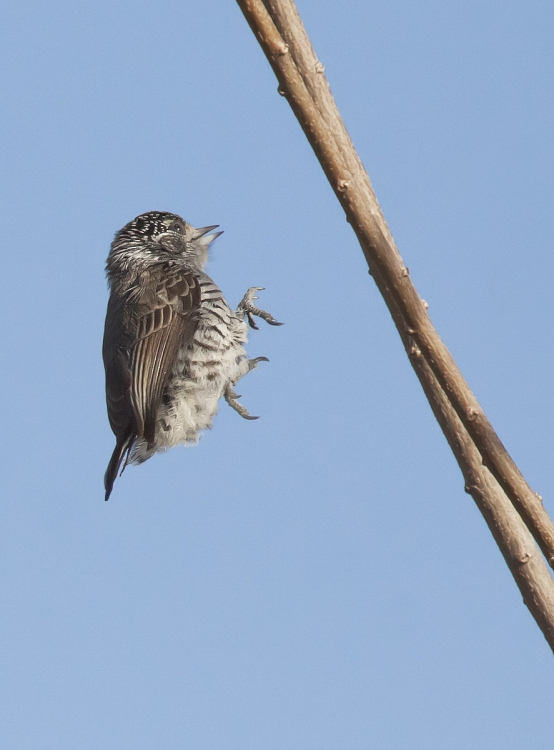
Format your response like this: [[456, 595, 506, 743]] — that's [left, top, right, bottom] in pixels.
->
[[130, 311, 183, 443]]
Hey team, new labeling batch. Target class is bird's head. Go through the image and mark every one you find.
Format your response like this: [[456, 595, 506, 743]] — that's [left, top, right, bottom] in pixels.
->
[[108, 211, 223, 277]]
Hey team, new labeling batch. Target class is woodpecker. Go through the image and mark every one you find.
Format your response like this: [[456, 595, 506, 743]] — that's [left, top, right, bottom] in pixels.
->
[[102, 211, 282, 500]]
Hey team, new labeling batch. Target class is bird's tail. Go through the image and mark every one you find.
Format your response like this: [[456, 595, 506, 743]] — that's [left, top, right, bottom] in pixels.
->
[[104, 433, 134, 501]]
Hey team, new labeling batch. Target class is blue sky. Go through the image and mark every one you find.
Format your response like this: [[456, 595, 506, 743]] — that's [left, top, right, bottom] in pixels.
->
[[1, 1, 553, 747]]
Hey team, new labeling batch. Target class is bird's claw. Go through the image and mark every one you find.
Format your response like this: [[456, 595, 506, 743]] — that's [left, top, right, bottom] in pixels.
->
[[248, 356, 269, 370], [237, 287, 284, 329], [224, 385, 260, 420]]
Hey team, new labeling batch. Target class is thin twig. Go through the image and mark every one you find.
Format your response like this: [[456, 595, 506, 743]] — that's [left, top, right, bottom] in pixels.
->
[[235, 0, 554, 648]]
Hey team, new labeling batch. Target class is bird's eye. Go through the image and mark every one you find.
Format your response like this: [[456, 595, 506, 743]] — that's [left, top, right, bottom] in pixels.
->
[[168, 221, 182, 233]]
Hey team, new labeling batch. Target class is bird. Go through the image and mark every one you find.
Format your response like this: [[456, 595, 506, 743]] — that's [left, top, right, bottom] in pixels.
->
[[102, 210, 282, 500]]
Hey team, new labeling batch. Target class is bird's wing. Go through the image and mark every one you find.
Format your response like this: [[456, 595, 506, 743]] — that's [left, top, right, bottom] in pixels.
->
[[104, 268, 201, 448], [130, 270, 201, 443]]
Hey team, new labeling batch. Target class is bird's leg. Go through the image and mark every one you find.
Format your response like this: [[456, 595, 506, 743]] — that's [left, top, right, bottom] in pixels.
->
[[223, 357, 269, 420], [224, 384, 259, 420], [236, 287, 283, 330]]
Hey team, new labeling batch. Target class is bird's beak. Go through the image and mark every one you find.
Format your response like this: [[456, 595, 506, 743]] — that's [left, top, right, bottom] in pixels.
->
[[192, 225, 224, 245]]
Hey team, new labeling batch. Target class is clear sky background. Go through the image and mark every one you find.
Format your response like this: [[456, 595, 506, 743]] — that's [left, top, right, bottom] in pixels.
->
[[1, 1, 553, 747]]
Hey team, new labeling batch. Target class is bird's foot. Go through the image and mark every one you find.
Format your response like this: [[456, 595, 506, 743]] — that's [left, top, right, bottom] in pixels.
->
[[236, 287, 284, 330], [224, 384, 260, 420]]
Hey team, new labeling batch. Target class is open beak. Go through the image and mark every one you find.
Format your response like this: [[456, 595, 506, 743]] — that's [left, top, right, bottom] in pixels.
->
[[192, 225, 224, 244]]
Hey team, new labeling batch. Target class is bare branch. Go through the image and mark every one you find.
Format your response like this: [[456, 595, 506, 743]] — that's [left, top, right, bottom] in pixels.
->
[[236, 0, 554, 648], [237, 0, 554, 565]]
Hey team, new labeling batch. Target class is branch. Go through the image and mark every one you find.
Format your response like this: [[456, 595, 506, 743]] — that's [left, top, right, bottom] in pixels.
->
[[399, 324, 554, 649], [237, 0, 554, 565], [236, 0, 554, 648]]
